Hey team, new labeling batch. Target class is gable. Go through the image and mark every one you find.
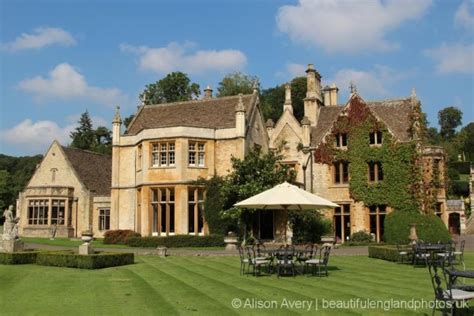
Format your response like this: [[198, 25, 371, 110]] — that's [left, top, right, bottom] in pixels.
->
[[270, 110, 303, 148]]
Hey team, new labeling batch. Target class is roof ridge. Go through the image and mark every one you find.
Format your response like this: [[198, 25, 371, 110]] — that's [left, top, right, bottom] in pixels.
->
[[144, 93, 254, 108], [62, 146, 111, 157], [367, 96, 411, 104]]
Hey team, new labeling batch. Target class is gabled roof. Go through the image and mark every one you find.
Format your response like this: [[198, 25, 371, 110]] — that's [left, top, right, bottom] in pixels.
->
[[61, 146, 112, 196], [126, 94, 255, 135], [311, 96, 413, 147]]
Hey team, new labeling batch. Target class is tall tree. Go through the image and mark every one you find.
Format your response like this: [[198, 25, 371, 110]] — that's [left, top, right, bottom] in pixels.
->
[[94, 126, 112, 154], [260, 76, 307, 122], [70, 111, 96, 150], [122, 114, 134, 131], [458, 122, 474, 161], [438, 106, 463, 140], [216, 72, 260, 97], [140, 72, 200, 104]]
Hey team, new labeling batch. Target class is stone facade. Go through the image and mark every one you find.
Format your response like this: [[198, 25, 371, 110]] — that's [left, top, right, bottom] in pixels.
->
[[18, 141, 111, 238]]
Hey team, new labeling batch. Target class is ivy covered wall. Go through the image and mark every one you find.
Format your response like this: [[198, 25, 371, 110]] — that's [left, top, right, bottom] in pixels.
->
[[313, 96, 422, 213]]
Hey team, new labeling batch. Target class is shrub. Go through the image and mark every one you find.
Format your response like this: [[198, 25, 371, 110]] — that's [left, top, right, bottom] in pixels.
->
[[103, 230, 141, 244], [384, 211, 451, 244], [289, 210, 332, 243], [449, 161, 470, 175], [350, 231, 373, 244], [36, 251, 134, 269], [125, 235, 225, 248], [0, 251, 39, 264], [368, 246, 405, 262]]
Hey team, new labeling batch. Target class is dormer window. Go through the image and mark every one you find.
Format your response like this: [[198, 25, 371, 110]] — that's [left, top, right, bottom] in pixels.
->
[[369, 131, 383, 145], [335, 133, 348, 148]]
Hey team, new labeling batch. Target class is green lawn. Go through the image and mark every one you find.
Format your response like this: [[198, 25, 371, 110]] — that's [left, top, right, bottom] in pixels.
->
[[1, 254, 474, 315], [22, 237, 131, 248]]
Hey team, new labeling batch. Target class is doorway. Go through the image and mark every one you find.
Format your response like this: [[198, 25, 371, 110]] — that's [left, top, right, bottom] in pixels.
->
[[258, 211, 274, 240], [449, 213, 461, 235]]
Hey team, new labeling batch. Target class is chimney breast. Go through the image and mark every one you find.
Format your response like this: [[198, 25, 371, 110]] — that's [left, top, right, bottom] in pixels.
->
[[204, 85, 213, 99], [323, 83, 339, 106]]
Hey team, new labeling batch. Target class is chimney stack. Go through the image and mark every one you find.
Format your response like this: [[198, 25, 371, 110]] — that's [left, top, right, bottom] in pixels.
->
[[283, 84, 293, 113], [204, 85, 213, 99], [323, 83, 339, 106], [303, 64, 323, 126]]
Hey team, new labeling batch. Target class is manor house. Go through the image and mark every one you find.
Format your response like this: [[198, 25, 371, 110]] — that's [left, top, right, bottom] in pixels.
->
[[17, 64, 448, 242]]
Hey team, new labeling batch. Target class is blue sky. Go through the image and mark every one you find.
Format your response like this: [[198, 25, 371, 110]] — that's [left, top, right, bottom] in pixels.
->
[[1, 0, 473, 156]]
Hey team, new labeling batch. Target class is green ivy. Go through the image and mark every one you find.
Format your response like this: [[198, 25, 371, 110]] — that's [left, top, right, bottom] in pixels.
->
[[315, 96, 420, 213]]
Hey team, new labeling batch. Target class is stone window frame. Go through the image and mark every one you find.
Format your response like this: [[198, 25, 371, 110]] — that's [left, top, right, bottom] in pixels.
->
[[98, 208, 110, 231], [188, 141, 206, 167], [28, 199, 49, 225], [188, 187, 205, 235], [151, 141, 175, 168], [368, 161, 384, 182], [137, 144, 142, 171], [51, 199, 65, 225], [151, 187, 175, 236], [368, 205, 387, 243], [334, 204, 351, 242], [335, 133, 348, 148], [27, 198, 70, 226], [369, 131, 383, 145], [333, 161, 349, 184]]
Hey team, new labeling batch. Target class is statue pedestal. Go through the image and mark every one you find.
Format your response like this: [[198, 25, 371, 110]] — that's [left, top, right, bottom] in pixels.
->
[[79, 243, 93, 255], [0, 239, 24, 253]]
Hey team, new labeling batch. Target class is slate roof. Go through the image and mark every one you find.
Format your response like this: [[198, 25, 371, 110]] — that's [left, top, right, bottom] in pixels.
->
[[61, 146, 112, 196], [126, 94, 255, 135], [311, 96, 413, 147]]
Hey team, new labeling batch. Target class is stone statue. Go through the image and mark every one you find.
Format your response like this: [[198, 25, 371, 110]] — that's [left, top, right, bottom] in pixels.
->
[[2, 205, 20, 241]]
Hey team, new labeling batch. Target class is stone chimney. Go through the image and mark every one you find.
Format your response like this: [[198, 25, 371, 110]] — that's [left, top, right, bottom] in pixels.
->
[[112, 106, 122, 146], [323, 83, 339, 106], [235, 94, 245, 137], [301, 116, 311, 147], [203, 85, 213, 99], [304, 64, 323, 126], [283, 84, 293, 113]]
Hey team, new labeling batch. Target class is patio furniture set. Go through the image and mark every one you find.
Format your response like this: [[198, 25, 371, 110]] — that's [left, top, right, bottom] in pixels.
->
[[397, 240, 465, 268], [238, 243, 333, 277]]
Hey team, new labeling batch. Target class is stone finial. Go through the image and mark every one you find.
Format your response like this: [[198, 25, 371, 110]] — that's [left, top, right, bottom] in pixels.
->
[[349, 81, 357, 94], [235, 94, 245, 112], [252, 80, 260, 93], [139, 94, 147, 106], [112, 106, 122, 124], [301, 116, 311, 126], [204, 85, 213, 99], [306, 63, 315, 73], [284, 84, 292, 105], [266, 119, 275, 128]]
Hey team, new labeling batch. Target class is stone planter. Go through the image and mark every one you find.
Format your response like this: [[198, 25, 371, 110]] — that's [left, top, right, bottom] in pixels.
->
[[224, 236, 239, 251], [79, 231, 94, 255], [156, 247, 168, 257], [81, 231, 94, 244]]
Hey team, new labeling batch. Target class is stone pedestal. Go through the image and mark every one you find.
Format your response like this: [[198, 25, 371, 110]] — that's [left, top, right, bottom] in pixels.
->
[[224, 236, 238, 251], [0, 239, 24, 253], [79, 243, 93, 255], [156, 247, 168, 257]]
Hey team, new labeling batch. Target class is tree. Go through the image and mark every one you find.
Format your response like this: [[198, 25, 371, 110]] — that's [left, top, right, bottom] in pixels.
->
[[426, 127, 441, 145], [122, 114, 134, 131], [438, 106, 463, 140], [70, 111, 96, 150], [216, 72, 260, 97], [219, 147, 296, 239], [94, 126, 112, 154], [458, 122, 474, 161], [260, 76, 307, 122], [140, 72, 200, 104]]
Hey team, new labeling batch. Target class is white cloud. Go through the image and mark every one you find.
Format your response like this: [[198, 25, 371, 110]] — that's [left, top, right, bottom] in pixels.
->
[[455, 0, 474, 30], [286, 63, 307, 78], [276, 0, 432, 53], [121, 42, 247, 74], [327, 65, 406, 98], [0, 119, 74, 154], [1, 27, 76, 52], [424, 43, 474, 74], [17, 63, 126, 106]]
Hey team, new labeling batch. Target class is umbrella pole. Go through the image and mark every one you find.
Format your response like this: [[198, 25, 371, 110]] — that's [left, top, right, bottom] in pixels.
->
[[283, 206, 288, 245]]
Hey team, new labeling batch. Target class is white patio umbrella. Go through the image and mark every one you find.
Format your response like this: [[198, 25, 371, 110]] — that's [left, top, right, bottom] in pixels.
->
[[234, 181, 339, 243]]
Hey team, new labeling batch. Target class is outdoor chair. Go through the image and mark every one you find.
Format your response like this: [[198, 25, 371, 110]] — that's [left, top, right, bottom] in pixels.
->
[[396, 244, 410, 264], [453, 240, 465, 270], [296, 244, 315, 271], [305, 245, 332, 277], [428, 262, 474, 315], [246, 246, 271, 276], [413, 244, 430, 267], [238, 246, 249, 275], [255, 243, 272, 261], [275, 246, 296, 277], [436, 243, 455, 267]]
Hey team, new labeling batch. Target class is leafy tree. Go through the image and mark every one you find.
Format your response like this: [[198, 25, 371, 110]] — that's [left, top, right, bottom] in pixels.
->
[[70, 111, 96, 150], [438, 106, 462, 140], [94, 126, 112, 154], [260, 76, 307, 122], [216, 72, 259, 97], [426, 127, 441, 145], [123, 114, 134, 131], [458, 122, 474, 161], [219, 147, 296, 240], [140, 72, 200, 104]]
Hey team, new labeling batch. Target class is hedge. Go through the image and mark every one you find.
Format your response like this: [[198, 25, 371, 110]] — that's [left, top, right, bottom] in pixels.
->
[[449, 161, 471, 175], [103, 230, 141, 244], [368, 245, 408, 262], [36, 251, 134, 269], [0, 251, 39, 265], [125, 235, 225, 248], [384, 211, 451, 244]]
